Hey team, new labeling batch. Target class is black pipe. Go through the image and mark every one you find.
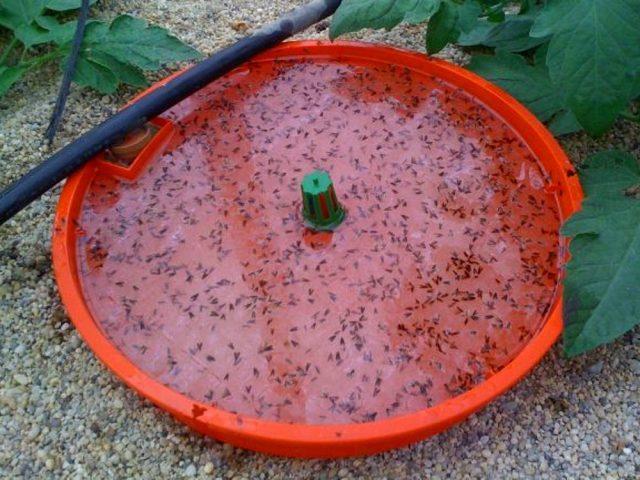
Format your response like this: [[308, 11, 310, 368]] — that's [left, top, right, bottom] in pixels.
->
[[0, 0, 342, 225]]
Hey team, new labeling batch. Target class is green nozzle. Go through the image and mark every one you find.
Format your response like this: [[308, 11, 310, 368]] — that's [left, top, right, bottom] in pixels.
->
[[301, 170, 345, 231]]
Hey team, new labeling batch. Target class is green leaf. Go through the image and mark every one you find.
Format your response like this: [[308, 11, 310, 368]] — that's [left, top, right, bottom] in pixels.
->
[[531, 0, 640, 136], [468, 51, 562, 122], [456, 19, 493, 45], [459, 15, 548, 52], [426, 1, 458, 54], [14, 22, 55, 47], [562, 150, 640, 356], [0, 1, 85, 46], [424, 1, 484, 55], [547, 110, 582, 136], [81, 15, 199, 71], [34, 14, 61, 29], [0, 0, 45, 30], [34, 15, 79, 44], [329, 0, 442, 39], [0, 64, 26, 95], [72, 55, 118, 93], [0, 10, 16, 30], [533, 41, 548, 65], [35, 16, 101, 45], [45, 0, 97, 11], [517, 0, 537, 14], [529, 0, 574, 37], [87, 50, 148, 88], [60, 15, 197, 93], [455, 0, 482, 34], [0, 0, 45, 25], [468, 51, 583, 136], [485, 2, 506, 22]]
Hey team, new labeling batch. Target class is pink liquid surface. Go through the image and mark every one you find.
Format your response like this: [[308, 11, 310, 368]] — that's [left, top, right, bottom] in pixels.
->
[[77, 59, 561, 424]]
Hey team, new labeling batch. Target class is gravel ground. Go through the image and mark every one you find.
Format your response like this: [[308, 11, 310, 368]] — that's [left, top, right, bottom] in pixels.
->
[[1, 1, 639, 478]]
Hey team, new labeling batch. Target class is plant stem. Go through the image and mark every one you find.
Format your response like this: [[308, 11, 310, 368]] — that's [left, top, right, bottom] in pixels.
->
[[21, 49, 64, 70], [0, 37, 18, 65]]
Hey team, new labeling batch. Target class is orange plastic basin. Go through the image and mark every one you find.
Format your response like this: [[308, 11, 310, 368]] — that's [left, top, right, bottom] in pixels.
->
[[51, 41, 582, 457]]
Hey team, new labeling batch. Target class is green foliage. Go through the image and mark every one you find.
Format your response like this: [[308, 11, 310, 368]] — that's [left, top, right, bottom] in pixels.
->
[[0, 64, 25, 95], [330, 0, 442, 39], [425, 1, 457, 54], [0, 0, 199, 96], [562, 151, 640, 356], [0, 0, 44, 31], [458, 13, 548, 52], [468, 51, 581, 136], [330, 0, 640, 137], [331, 0, 640, 355], [426, 0, 482, 54], [531, 0, 640, 135], [45, 0, 98, 11], [68, 15, 199, 92]]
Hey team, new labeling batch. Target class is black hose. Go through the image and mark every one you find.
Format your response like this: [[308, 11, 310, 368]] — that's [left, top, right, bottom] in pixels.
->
[[0, 0, 342, 225], [45, 0, 91, 143]]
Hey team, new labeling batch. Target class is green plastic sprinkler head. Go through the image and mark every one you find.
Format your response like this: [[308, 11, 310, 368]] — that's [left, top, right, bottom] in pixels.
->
[[301, 170, 345, 231]]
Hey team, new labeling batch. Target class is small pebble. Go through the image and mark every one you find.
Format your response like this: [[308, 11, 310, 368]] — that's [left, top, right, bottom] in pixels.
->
[[502, 401, 518, 414], [13, 373, 30, 386], [588, 361, 604, 374], [27, 425, 40, 440]]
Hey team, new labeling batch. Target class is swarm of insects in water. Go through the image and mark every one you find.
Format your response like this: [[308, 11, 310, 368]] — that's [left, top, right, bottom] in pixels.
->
[[78, 59, 561, 425]]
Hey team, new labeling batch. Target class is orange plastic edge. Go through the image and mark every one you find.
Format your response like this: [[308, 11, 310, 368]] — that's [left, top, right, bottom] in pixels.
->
[[51, 40, 583, 458]]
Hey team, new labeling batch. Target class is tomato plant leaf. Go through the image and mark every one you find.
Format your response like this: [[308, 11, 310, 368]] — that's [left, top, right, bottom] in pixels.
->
[[330, 0, 442, 39], [0, 0, 45, 27], [1, 4, 197, 104], [86, 50, 148, 88], [54, 15, 198, 93], [529, 0, 573, 37], [455, 0, 482, 34], [34, 15, 80, 44], [458, 14, 548, 52], [0, 64, 26, 95], [425, 1, 458, 54], [14, 22, 55, 47], [562, 150, 640, 356], [72, 55, 118, 93], [547, 110, 582, 137], [468, 51, 582, 135], [0, 9, 18, 30], [402, 0, 442, 24], [34, 13, 64, 29], [468, 51, 562, 122], [81, 15, 199, 71], [531, 0, 640, 136], [0, 0, 45, 31], [456, 18, 492, 45], [45, 0, 97, 11], [517, 0, 537, 15], [484, 1, 506, 23]]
